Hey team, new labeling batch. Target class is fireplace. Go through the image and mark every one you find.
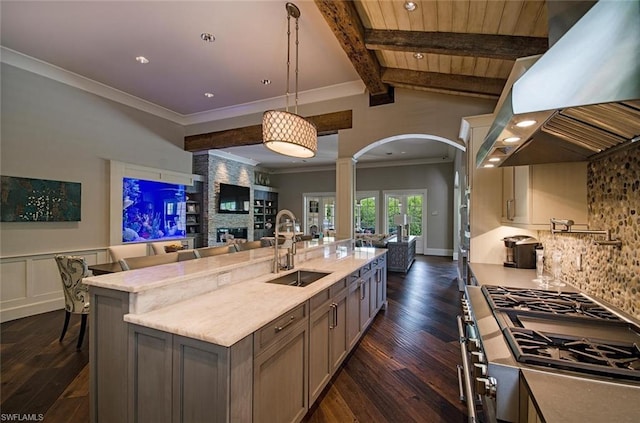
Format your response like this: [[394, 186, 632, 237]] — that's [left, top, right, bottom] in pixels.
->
[[216, 227, 248, 243]]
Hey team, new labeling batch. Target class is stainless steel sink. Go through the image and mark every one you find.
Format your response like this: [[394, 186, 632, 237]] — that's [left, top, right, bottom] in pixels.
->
[[266, 270, 331, 287]]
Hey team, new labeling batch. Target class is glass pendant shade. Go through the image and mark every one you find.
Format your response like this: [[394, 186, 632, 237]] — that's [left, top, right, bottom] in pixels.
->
[[263, 110, 317, 158]]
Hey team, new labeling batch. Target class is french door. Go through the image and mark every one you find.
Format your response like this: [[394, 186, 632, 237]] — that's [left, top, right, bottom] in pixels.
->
[[303, 193, 335, 235], [384, 190, 426, 254]]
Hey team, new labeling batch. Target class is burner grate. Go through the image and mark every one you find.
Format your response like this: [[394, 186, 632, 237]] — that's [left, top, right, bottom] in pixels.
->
[[506, 327, 640, 380], [482, 285, 620, 321]]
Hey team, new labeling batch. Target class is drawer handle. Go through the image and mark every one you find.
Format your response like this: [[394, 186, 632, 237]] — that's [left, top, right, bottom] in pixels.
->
[[275, 315, 295, 332]]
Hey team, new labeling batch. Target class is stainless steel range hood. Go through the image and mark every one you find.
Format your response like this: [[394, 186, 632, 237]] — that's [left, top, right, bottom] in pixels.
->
[[477, 0, 640, 168]]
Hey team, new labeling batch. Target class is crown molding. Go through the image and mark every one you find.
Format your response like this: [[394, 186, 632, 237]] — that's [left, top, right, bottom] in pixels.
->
[[181, 80, 365, 125]]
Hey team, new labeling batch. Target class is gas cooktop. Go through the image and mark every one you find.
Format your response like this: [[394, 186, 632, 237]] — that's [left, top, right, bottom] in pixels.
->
[[481, 285, 640, 380]]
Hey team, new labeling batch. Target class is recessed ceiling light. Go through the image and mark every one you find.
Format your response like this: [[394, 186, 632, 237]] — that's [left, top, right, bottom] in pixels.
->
[[201, 33, 215, 42], [413, 53, 424, 60], [261, 79, 271, 85], [516, 119, 537, 128], [135, 56, 149, 64], [483, 164, 495, 168], [503, 136, 521, 143], [204, 92, 214, 98], [404, 1, 417, 12], [489, 157, 501, 162]]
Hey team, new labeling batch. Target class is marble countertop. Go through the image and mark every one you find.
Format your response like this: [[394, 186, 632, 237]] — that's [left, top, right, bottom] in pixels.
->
[[521, 369, 640, 423], [84, 237, 345, 293], [124, 248, 385, 347]]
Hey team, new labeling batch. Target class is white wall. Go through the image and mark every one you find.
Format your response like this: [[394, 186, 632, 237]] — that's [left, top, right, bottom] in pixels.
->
[[0, 64, 192, 321]]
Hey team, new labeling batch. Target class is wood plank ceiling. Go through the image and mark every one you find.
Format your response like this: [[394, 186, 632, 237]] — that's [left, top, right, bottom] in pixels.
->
[[315, 0, 549, 104]]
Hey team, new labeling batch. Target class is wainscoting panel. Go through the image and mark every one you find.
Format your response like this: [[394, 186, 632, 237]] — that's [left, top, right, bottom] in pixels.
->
[[0, 248, 110, 322]]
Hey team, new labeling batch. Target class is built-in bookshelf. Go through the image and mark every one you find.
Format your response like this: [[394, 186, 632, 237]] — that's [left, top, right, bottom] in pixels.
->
[[253, 189, 278, 240], [186, 181, 203, 247]]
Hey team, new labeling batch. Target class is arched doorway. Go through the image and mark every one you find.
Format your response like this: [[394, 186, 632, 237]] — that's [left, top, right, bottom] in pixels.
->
[[352, 134, 465, 255]]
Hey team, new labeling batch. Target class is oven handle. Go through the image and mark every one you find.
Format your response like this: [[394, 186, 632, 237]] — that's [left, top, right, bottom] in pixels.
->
[[456, 365, 466, 402], [457, 315, 478, 423]]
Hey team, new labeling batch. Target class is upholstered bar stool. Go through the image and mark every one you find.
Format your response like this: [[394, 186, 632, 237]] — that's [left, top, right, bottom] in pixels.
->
[[54, 255, 90, 350], [108, 243, 147, 262], [119, 252, 180, 270]]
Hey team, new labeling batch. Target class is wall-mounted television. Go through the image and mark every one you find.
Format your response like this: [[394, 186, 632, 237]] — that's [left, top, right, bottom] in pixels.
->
[[122, 177, 186, 243], [218, 183, 250, 214]]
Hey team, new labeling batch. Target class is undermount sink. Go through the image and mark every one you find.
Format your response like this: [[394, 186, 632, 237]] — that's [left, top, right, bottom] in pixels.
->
[[266, 270, 331, 287]]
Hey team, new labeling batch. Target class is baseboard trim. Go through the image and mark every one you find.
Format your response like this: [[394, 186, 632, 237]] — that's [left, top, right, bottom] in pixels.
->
[[1, 297, 64, 323], [423, 248, 453, 257]]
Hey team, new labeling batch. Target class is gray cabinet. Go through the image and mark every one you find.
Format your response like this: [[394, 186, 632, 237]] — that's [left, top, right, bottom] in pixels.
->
[[90, 286, 131, 423], [253, 303, 308, 423], [128, 325, 173, 423], [346, 270, 362, 350], [373, 256, 387, 311], [127, 324, 252, 423], [308, 278, 348, 404]]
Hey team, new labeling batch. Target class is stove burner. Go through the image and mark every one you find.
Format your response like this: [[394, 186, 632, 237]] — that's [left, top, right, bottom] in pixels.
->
[[506, 327, 640, 380], [482, 285, 620, 321]]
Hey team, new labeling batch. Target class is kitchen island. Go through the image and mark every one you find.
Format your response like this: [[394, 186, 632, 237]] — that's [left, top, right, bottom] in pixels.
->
[[85, 238, 387, 423], [465, 263, 640, 423]]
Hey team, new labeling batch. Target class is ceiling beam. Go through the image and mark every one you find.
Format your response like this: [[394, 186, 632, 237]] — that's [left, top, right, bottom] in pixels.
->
[[184, 110, 353, 153], [365, 29, 548, 60], [381, 68, 505, 98], [314, 0, 390, 100]]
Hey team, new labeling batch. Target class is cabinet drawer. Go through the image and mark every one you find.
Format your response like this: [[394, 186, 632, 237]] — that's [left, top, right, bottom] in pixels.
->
[[310, 288, 330, 312], [329, 278, 347, 298], [255, 303, 307, 355]]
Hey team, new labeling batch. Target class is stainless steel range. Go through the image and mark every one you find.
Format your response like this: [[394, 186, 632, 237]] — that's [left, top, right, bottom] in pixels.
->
[[458, 284, 640, 423]]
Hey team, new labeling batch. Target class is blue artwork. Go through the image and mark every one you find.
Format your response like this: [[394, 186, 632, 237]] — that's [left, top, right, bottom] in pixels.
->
[[122, 178, 186, 243], [1, 176, 81, 222]]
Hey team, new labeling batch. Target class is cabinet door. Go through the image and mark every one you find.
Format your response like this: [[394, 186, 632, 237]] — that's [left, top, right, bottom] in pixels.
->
[[308, 304, 331, 404], [501, 162, 587, 228], [128, 324, 173, 423], [359, 276, 371, 331], [254, 319, 308, 423], [172, 335, 230, 423], [329, 291, 348, 371], [346, 275, 361, 350]]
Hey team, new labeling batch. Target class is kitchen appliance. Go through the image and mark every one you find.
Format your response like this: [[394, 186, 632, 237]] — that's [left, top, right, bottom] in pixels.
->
[[501, 236, 539, 269], [458, 283, 640, 422], [476, 1, 640, 168]]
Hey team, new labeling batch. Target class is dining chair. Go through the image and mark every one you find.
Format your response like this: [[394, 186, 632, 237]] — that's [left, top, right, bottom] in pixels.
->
[[108, 243, 148, 262], [194, 245, 235, 258], [54, 255, 90, 350], [177, 250, 198, 262], [234, 240, 264, 251], [119, 252, 180, 270]]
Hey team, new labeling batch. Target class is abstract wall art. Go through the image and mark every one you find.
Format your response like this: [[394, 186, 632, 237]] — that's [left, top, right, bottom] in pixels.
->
[[1, 176, 81, 222]]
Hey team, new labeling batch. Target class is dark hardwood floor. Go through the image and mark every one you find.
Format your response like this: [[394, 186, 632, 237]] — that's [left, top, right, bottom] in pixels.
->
[[1, 255, 465, 422]]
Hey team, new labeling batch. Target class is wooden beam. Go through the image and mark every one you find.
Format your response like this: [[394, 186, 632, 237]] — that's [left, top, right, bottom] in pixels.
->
[[184, 110, 353, 153], [314, 0, 391, 100], [365, 29, 548, 60], [380, 68, 505, 97]]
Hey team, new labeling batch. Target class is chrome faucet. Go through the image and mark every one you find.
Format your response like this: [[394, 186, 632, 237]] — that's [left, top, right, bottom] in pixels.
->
[[273, 209, 297, 273]]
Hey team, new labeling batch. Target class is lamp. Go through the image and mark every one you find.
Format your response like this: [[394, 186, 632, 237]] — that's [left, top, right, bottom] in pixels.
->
[[262, 2, 317, 158]]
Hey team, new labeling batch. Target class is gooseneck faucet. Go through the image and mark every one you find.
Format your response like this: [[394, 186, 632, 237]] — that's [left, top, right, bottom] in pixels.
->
[[273, 209, 297, 273]]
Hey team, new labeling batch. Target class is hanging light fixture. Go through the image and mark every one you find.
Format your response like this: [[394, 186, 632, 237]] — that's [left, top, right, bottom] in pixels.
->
[[262, 2, 317, 158]]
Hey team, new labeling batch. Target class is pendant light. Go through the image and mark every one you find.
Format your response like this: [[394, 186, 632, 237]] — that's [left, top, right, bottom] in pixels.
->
[[262, 2, 317, 158]]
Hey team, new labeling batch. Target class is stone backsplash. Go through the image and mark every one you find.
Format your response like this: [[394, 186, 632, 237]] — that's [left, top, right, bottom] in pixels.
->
[[538, 144, 640, 319]]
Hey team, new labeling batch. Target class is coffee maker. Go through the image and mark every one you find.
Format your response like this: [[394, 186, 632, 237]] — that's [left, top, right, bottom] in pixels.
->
[[502, 235, 540, 268]]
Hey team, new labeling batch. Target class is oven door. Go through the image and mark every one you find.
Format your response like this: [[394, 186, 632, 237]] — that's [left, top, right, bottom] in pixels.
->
[[458, 299, 498, 422]]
